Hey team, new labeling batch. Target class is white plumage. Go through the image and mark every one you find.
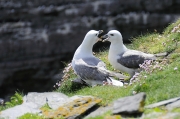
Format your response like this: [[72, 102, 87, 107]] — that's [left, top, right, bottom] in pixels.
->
[[102, 30, 157, 78], [72, 30, 126, 86]]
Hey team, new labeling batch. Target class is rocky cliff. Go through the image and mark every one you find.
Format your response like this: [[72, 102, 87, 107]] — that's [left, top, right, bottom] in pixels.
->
[[0, 0, 180, 100]]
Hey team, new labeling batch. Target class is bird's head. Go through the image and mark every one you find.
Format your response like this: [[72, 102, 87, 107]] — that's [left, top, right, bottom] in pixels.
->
[[83, 30, 104, 45], [102, 30, 123, 43]]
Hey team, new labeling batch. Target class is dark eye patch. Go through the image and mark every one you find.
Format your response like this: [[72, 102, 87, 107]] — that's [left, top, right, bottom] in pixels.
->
[[95, 34, 98, 36], [110, 34, 114, 36]]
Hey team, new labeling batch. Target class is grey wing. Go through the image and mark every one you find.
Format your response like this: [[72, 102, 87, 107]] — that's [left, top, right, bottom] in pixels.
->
[[97, 61, 106, 68], [83, 57, 106, 67], [117, 54, 146, 68], [74, 63, 108, 81]]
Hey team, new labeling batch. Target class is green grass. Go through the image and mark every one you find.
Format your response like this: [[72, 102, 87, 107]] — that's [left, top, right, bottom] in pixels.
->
[[163, 19, 180, 35], [56, 18, 180, 106], [18, 113, 45, 119], [0, 91, 23, 111], [132, 60, 180, 105]]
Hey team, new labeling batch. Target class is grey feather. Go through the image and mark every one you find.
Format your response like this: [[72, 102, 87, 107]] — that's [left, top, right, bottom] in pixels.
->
[[72, 77, 86, 84], [117, 54, 146, 68], [82, 57, 106, 67], [74, 59, 109, 82], [73, 57, 127, 86], [117, 50, 154, 68]]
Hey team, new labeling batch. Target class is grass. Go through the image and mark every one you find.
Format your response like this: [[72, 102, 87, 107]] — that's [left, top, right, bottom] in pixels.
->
[[55, 18, 180, 107], [1, 19, 180, 119], [18, 113, 45, 119], [0, 91, 23, 111], [132, 60, 180, 104]]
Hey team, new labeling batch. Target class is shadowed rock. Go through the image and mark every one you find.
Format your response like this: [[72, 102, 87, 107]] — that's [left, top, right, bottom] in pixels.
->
[[113, 92, 146, 117], [84, 104, 113, 119]]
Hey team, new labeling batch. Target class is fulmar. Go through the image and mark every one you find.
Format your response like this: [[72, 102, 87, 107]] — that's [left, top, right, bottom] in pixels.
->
[[72, 30, 127, 86], [102, 30, 167, 78]]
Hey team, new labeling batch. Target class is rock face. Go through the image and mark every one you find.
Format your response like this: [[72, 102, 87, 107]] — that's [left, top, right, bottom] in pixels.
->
[[0, 0, 180, 100]]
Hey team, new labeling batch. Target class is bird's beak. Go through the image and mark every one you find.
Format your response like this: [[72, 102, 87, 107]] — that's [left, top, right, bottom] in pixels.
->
[[97, 30, 104, 41], [101, 34, 109, 42]]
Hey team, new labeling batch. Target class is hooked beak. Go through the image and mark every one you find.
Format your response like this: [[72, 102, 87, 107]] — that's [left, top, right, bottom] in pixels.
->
[[97, 30, 104, 41], [101, 34, 109, 42]]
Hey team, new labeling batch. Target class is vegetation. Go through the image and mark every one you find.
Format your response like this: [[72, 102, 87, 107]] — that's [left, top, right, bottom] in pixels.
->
[[0, 91, 23, 111], [56, 19, 180, 107], [1, 19, 180, 118], [18, 113, 45, 119]]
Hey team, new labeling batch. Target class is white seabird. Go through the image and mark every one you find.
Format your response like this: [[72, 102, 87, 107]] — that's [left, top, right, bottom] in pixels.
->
[[102, 30, 165, 78], [72, 30, 126, 86]]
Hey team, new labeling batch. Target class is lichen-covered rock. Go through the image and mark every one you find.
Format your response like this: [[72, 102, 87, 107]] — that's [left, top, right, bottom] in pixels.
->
[[41, 95, 102, 119], [113, 92, 146, 116]]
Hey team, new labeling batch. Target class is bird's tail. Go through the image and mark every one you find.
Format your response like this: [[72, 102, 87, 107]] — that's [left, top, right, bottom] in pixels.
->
[[106, 70, 128, 79], [107, 77, 123, 86], [154, 52, 168, 57]]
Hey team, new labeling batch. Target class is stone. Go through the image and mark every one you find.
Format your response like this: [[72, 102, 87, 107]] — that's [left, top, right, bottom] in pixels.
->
[[140, 112, 180, 119], [0, 92, 69, 118], [84, 104, 113, 119], [113, 92, 146, 116], [25, 92, 69, 109], [0, 102, 40, 119], [145, 97, 180, 109], [41, 95, 102, 119], [0, 93, 102, 119], [166, 99, 180, 110]]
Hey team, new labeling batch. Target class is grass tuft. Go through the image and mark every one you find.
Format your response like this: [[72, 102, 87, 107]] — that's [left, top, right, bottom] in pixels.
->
[[0, 91, 23, 111], [163, 19, 180, 35], [18, 113, 45, 119]]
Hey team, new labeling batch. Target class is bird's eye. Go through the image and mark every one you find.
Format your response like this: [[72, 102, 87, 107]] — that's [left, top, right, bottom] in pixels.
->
[[95, 34, 98, 36], [110, 34, 114, 36]]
